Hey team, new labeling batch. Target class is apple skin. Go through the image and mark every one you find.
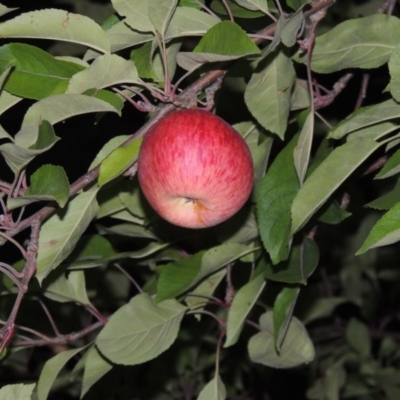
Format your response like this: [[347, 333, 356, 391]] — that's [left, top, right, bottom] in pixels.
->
[[137, 109, 254, 229]]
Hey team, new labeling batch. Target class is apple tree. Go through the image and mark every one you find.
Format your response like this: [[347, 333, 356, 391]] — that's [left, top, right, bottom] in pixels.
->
[[1, 0, 400, 399]]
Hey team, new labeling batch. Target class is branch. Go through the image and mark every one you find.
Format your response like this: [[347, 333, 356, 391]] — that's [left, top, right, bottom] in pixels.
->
[[5, 0, 336, 240]]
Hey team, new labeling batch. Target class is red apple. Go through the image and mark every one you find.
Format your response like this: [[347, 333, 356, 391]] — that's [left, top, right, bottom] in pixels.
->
[[137, 109, 254, 229]]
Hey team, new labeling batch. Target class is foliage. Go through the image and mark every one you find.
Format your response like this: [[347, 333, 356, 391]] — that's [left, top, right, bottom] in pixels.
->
[[0, 0, 400, 399]]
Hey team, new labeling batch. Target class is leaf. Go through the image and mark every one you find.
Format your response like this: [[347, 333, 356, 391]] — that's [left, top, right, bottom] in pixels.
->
[[260, 237, 319, 284], [211, 0, 264, 18], [37, 347, 86, 400], [375, 147, 400, 179], [245, 50, 295, 139], [8, 164, 69, 210], [225, 273, 266, 347], [112, 0, 153, 32], [36, 188, 99, 284], [0, 120, 60, 173], [67, 54, 139, 94], [345, 318, 371, 357], [0, 43, 85, 100], [44, 271, 91, 305], [294, 14, 400, 73], [184, 269, 226, 316], [152, 39, 182, 82], [0, 5, 18, 18], [248, 312, 314, 368], [0, 90, 22, 118], [367, 177, 400, 210], [291, 138, 382, 235], [389, 45, 400, 102], [301, 297, 348, 324], [148, 0, 178, 36], [286, 0, 310, 10], [81, 346, 113, 398], [197, 375, 226, 400], [165, 6, 220, 40], [15, 94, 119, 149], [357, 202, 400, 254], [96, 293, 187, 365], [195, 21, 260, 56], [0, 384, 35, 400], [0, 9, 110, 53], [98, 139, 143, 187], [329, 100, 400, 140], [281, 9, 304, 48], [130, 42, 158, 80], [156, 243, 254, 302], [273, 286, 300, 351], [294, 110, 314, 184], [256, 135, 299, 264]]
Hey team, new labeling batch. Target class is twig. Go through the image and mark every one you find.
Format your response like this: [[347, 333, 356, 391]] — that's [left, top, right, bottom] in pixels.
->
[[354, 73, 370, 111], [38, 299, 61, 336]]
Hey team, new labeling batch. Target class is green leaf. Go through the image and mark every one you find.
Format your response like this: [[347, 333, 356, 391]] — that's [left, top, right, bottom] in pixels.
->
[[81, 346, 113, 398], [294, 110, 314, 184], [36, 188, 99, 284], [318, 199, 351, 225], [89, 135, 130, 170], [273, 286, 300, 351], [96, 293, 187, 365], [210, 0, 264, 18], [248, 312, 314, 368], [184, 269, 227, 316], [0, 90, 22, 118], [165, 7, 220, 40], [0, 43, 85, 100], [294, 14, 400, 73], [291, 138, 382, 235], [357, 202, 400, 254], [15, 94, 119, 149], [329, 100, 400, 140], [177, 20, 260, 71], [130, 42, 158, 80], [37, 347, 86, 400], [281, 9, 304, 47], [367, 177, 400, 210], [112, 0, 153, 32], [0, 9, 110, 53], [44, 271, 91, 305], [235, 0, 269, 13], [301, 297, 348, 324], [389, 45, 400, 102], [67, 54, 139, 94], [345, 318, 371, 358], [375, 147, 400, 179], [256, 135, 299, 264], [0, 120, 60, 173], [260, 237, 319, 284], [197, 375, 226, 400], [152, 40, 182, 82], [8, 164, 69, 210], [195, 21, 260, 56], [286, 0, 310, 10], [149, 0, 178, 36], [98, 139, 143, 187], [0, 384, 35, 400], [156, 243, 254, 302], [225, 273, 266, 347], [245, 50, 295, 139]]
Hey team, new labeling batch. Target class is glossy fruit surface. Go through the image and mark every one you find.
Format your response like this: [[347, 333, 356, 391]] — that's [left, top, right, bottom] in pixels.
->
[[137, 109, 254, 228]]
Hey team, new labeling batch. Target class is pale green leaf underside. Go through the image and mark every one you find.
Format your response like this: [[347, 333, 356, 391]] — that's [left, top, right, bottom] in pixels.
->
[[225, 273, 266, 347], [67, 54, 139, 93], [96, 293, 187, 365], [295, 14, 400, 73], [0, 384, 35, 400], [197, 375, 227, 400], [0, 9, 110, 54], [36, 188, 99, 284], [248, 312, 314, 368]]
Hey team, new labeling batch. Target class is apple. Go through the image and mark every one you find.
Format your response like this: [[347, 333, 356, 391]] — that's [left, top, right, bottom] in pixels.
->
[[137, 109, 254, 229]]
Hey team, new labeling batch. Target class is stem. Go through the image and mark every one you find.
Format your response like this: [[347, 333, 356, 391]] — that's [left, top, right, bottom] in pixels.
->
[[221, 0, 234, 21], [114, 263, 143, 293]]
